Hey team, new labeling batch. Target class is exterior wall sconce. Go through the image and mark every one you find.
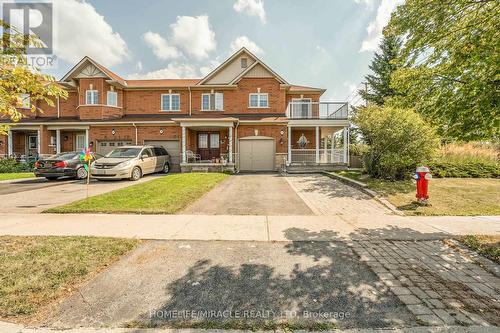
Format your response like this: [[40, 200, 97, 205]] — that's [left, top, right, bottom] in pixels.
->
[[280, 129, 285, 135], [111, 129, 116, 135], [159, 128, 164, 134], [64, 135, 68, 141], [254, 129, 259, 136], [89, 141, 94, 147], [279, 138, 284, 145]]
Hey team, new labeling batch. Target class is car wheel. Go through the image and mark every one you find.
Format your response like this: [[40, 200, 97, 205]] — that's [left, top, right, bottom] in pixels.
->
[[130, 166, 142, 181], [45, 177, 58, 181], [76, 167, 88, 180], [163, 163, 170, 174]]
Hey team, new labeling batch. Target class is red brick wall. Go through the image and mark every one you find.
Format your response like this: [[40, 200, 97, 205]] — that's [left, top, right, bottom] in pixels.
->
[[88, 125, 181, 146], [291, 129, 316, 149], [0, 135, 7, 155], [124, 90, 189, 115]]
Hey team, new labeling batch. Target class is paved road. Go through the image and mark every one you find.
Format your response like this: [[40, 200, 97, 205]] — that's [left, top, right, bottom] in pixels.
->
[[182, 173, 313, 215], [47, 240, 415, 329]]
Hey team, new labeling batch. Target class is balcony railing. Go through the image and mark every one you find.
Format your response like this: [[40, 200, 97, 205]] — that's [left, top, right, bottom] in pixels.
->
[[285, 101, 348, 119]]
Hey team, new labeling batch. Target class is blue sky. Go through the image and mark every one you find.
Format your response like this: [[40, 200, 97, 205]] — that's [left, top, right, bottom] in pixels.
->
[[40, 0, 401, 103]]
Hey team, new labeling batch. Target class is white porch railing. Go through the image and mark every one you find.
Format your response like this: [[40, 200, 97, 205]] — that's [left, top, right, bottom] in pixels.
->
[[290, 149, 345, 164], [285, 101, 348, 119]]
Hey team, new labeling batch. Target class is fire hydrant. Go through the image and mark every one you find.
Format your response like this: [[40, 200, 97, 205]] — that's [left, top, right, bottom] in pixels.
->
[[414, 166, 432, 204]]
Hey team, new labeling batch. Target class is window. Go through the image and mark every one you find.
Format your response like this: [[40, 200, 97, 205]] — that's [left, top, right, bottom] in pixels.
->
[[153, 147, 168, 156], [19, 93, 30, 109], [241, 57, 248, 68], [107, 91, 118, 107], [28, 136, 37, 149], [86, 90, 99, 105], [161, 94, 180, 111], [249, 93, 269, 108], [198, 133, 208, 148], [201, 93, 223, 111]]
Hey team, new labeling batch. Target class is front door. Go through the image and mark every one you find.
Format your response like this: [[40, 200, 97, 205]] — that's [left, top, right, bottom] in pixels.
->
[[197, 132, 220, 161], [75, 134, 86, 151]]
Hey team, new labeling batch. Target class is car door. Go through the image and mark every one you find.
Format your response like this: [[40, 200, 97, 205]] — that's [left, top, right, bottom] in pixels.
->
[[153, 147, 166, 171], [140, 148, 156, 174]]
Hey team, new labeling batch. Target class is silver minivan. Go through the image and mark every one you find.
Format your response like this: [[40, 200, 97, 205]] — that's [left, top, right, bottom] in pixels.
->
[[91, 145, 171, 180]]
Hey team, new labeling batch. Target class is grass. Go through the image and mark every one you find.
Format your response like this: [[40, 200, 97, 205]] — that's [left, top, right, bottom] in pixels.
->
[[333, 171, 500, 216], [45, 173, 229, 214], [0, 172, 34, 181], [0, 236, 139, 322], [457, 235, 499, 264]]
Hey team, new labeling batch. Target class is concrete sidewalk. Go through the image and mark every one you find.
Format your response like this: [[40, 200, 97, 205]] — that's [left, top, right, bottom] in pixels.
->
[[0, 213, 498, 241]]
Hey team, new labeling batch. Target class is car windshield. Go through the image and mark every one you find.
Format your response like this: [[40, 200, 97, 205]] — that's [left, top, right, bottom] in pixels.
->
[[46, 152, 78, 160], [106, 148, 141, 158]]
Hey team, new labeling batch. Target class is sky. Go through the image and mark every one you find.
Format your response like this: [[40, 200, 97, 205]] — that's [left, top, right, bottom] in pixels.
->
[[34, 0, 402, 104]]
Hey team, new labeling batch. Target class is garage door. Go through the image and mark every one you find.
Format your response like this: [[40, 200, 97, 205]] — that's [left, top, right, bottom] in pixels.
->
[[97, 140, 132, 155], [144, 140, 181, 172], [239, 137, 275, 171]]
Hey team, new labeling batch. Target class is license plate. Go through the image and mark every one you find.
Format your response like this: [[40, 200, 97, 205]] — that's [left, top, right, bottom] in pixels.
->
[[92, 169, 106, 175]]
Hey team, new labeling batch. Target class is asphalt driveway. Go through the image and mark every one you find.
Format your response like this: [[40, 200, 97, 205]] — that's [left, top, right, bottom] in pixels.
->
[[182, 173, 313, 215], [47, 240, 414, 329]]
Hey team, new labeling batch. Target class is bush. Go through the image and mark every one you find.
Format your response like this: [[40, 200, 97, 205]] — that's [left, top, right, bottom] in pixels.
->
[[0, 158, 33, 173], [354, 105, 439, 180], [429, 160, 499, 178]]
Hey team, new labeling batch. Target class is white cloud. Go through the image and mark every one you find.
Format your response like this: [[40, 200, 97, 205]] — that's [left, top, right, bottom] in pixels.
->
[[200, 59, 221, 76], [353, 0, 375, 9], [230, 36, 263, 55], [233, 0, 266, 24], [360, 0, 404, 52], [315, 45, 327, 54], [136, 61, 143, 71], [170, 15, 216, 60], [128, 62, 199, 79], [53, 0, 128, 66], [143, 31, 180, 60]]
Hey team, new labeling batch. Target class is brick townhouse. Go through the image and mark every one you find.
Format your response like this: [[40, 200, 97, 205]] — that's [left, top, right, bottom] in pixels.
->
[[0, 48, 350, 172]]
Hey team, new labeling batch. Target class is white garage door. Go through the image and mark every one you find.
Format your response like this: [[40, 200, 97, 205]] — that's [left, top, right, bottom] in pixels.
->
[[239, 137, 275, 171], [144, 140, 181, 172], [96, 140, 132, 155]]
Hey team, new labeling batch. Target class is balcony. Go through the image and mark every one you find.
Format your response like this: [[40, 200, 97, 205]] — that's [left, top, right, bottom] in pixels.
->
[[285, 101, 348, 119]]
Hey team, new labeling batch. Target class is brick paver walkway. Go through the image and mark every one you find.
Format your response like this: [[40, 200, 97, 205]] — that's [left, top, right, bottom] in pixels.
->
[[351, 239, 500, 326], [285, 174, 389, 216]]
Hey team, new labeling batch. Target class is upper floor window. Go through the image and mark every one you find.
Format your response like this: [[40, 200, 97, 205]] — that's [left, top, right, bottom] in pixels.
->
[[249, 93, 268, 108], [86, 90, 99, 105], [19, 93, 30, 109], [241, 57, 248, 68], [161, 93, 180, 111], [202, 93, 223, 111], [107, 91, 118, 107]]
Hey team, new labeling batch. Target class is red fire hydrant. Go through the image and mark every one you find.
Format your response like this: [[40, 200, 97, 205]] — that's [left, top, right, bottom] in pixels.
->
[[414, 166, 432, 204]]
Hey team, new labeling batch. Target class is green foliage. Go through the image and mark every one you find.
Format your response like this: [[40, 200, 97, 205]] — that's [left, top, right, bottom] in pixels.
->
[[429, 160, 499, 178], [354, 105, 439, 180], [386, 0, 500, 140], [0, 20, 67, 135], [0, 158, 32, 173], [359, 35, 403, 105]]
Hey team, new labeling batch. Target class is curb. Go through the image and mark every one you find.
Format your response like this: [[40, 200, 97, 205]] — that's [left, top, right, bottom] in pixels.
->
[[322, 171, 404, 216]]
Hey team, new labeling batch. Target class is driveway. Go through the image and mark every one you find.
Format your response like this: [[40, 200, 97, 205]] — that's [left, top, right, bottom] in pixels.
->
[[182, 173, 313, 215], [0, 174, 165, 213]]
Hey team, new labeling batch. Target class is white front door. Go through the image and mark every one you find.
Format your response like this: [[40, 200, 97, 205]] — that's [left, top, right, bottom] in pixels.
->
[[75, 134, 86, 151]]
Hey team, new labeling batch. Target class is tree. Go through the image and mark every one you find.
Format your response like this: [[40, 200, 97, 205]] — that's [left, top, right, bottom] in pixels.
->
[[386, 0, 500, 141], [0, 20, 67, 135], [359, 35, 402, 106], [354, 105, 439, 180]]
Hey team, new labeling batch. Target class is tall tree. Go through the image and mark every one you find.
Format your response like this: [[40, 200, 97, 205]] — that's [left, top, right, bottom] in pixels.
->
[[386, 0, 499, 141], [0, 21, 67, 135], [359, 35, 402, 106]]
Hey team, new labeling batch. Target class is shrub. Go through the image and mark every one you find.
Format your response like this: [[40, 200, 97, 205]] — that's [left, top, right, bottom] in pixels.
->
[[354, 105, 439, 180], [0, 158, 33, 173]]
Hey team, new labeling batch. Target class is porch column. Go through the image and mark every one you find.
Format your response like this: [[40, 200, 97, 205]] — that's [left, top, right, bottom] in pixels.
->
[[56, 129, 61, 154], [287, 126, 291, 163], [330, 135, 334, 163], [181, 126, 186, 163], [323, 136, 328, 163], [85, 129, 89, 149], [37, 128, 41, 156], [343, 127, 348, 164], [315, 126, 320, 163], [228, 126, 233, 163], [7, 130, 13, 157]]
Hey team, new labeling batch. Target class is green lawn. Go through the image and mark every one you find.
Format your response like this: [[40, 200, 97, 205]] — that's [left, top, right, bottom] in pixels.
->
[[45, 173, 229, 214], [333, 171, 500, 216], [457, 235, 499, 264], [0, 172, 34, 181], [0, 236, 138, 322]]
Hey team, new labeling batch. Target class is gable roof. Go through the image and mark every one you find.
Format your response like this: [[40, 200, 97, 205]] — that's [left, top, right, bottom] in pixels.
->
[[60, 56, 126, 86], [197, 47, 288, 85]]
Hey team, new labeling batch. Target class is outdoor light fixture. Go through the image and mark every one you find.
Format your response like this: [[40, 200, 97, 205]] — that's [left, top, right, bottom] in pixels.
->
[[159, 128, 164, 134], [64, 136, 68, 141], [111, 129, 116, 135], [280, 129, 285, 135]]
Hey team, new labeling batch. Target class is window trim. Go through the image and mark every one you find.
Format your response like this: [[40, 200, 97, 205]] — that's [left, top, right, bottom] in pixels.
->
[[201, 92, 224, 111], [106, 91, 118, 107], [248, 93, 269, 108], [85, 90, 99, 105], [160, 93, 181, 111]]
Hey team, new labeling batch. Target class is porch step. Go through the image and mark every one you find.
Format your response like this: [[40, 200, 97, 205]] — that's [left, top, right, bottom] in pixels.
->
[[285, 163, 348, 173]]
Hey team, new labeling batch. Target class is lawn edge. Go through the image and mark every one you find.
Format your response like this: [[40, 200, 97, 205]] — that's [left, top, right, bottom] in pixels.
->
[[322, 171, 403, 215]]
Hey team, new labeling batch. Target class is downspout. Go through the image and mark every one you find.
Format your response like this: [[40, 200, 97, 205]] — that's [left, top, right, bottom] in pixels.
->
[[235, 120, 239, 173], [188, 86, 192, 116], [132, 123, 138, 145], [56, 96, 60, 118]]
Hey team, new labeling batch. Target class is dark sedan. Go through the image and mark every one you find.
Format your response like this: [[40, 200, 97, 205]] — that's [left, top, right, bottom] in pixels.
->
[[34, 152, 104, 180]]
